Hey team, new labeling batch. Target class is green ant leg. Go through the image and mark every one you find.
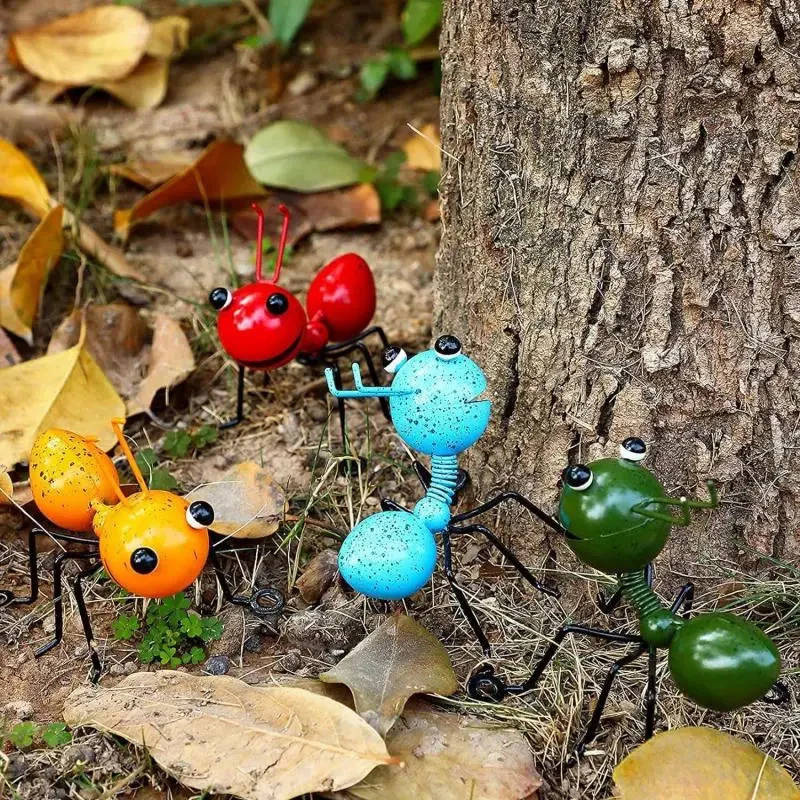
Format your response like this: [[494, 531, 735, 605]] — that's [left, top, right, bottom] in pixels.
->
[[631, 481, 718, 525]]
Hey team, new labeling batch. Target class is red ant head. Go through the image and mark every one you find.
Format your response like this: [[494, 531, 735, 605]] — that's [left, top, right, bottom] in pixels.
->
[[209, 204, 308, 370]]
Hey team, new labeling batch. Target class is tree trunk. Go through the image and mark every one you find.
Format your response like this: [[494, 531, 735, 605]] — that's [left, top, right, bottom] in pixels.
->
[[436, 1, 800, 573]]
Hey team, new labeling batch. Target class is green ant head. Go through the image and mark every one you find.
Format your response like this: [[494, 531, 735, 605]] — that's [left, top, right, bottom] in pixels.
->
[[558, 438, 674, 574]]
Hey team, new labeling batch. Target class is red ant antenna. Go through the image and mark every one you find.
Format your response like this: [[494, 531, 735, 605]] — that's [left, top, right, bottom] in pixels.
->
[[252, 202, 291, 283]]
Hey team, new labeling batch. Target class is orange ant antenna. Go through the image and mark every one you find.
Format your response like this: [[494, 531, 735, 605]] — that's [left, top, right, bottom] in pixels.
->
[[95, 450, 129, 506], [110, 418, 148, 494]]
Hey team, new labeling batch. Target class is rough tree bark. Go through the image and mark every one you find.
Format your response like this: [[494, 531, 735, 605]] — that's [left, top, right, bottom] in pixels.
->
[[436, 1, 800, 573]]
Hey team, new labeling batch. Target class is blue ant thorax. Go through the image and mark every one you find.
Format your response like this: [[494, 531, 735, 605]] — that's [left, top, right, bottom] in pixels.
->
[[326, 338, 491, 600]]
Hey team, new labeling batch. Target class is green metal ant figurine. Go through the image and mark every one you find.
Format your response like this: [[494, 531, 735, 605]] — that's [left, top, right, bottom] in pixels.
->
[[469, 437, 786, 757]]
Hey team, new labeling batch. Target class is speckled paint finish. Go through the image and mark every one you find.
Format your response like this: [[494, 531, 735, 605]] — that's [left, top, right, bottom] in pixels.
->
[[338, 512, 437, 600], [29, 429, 120, 532], [93, 490, 210, 598]]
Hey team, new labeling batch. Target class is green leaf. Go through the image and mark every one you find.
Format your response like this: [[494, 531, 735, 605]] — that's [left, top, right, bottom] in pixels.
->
[[135, 448, 156, 472], [149, 468, 178, 491], [8, 722, 38, 749], [269, 0, 314, 49], [386, 48, 417, 81], [41, 723, 72, 748], [192, 425, 219, 449], [112, 614, 140, 641], [180, 614, 204, 639], [239, 33, 274, 49], [245, 121, 369, 192], [200, 617, 223, 642], [422, 170, 440, 196], [164, 430, 193, 459], [359, 58, 390, 98], [189, 646, 207, 664], [402, 0, 442, 46]]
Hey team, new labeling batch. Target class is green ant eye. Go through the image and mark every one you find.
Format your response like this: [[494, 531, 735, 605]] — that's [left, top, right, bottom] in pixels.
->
[[563, 464, 592, 491], [620, 437, 647, 461]]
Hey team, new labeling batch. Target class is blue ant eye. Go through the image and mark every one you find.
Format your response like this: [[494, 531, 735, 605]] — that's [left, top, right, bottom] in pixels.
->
[[382, 345, 407, 374], [435, 335, 461, 360]]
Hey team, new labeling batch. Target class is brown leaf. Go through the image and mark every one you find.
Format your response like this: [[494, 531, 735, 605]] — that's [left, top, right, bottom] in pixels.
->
[[0, 205, 65, 343], [0, 328, 22, 368], [295, 549, 339, 603], [186, 461, 285, 540], [128, 314, 195, 415], [114, 140, 267, 240], [145, 15, 190, 60], [0, 327, 125, 468], [335, 701, 541, 800], [321, 615, 458, 735], [402, 124, 441, 172], [613, 727, 800, 800], [71, 214, 144, 280], [9, 5, 152, 85], [0, 470, 13, 505], [63, 670, 396, 800], [233, 185, 380, 246], [109, 154, 196, 190], [0, 137, 51, 217], [47, 304, 149, 400]]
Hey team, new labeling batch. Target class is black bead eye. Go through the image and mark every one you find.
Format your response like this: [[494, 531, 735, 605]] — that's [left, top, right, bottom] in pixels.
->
[[186, 501, 214, 529], [382, 345, 408, 374], [435, 335, 461, 359], [563, 464, 593, 491], [620, 437, 647, 462], [130, 547, 158, 574], [266, 293, 289, 315], [209, 287, 232, 311]]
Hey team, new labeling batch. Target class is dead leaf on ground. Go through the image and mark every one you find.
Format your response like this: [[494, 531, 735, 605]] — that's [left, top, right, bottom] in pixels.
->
[[114, 140, 267, 239], [146, 15, 190, 59], [128, 314, 194, 416], [233, 185, 381, 247], [613, 727, 800, 800], [0, 327, 125, 467], [295, 549, 339, 603], [8, 5, 152, 85], [186, 461, 285, 539], [321, 614, 457, 735], [0, 471, 13, 505], [332, 701, 541, 800], [64, 670, 396, 800], [47, 304, 149, 401], [402, 124, 441, 172], [0, 205, 65, 343], [109, 153, 196, 190], [0, 329, 22, 368]]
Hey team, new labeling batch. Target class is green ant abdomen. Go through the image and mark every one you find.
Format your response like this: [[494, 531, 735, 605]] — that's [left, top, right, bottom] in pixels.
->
[[668, 613, 781, 712]]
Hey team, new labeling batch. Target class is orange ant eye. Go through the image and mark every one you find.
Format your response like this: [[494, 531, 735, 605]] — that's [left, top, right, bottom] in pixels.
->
[[30, 429, 120, 532], [186, 501, 214, 529]]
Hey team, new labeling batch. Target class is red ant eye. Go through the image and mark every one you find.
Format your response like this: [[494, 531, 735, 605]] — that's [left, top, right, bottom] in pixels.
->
[[266, 293, 289, 315], [209, 287, 232, 311]]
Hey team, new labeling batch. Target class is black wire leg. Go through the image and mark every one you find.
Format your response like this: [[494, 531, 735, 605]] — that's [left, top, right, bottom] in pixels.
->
[[669, 581, 694, 616], [221, 365, 246, 429], [208, 549, 284, 622], [412, 460, 470, 496], [448, 523, 559, 598], [451, 490, 567, 536], [72, 562, 104, 682], [380, 498, 407, 512], [598, 564, 654, 613], [325, 360, 357, 469], [645, 646, 657, 739], [0, 527, 45, 607], [569, 642, 649, 763]]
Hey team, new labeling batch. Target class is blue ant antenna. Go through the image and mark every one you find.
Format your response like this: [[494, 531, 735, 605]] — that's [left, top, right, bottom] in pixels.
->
[[327, 335, 560, 696]]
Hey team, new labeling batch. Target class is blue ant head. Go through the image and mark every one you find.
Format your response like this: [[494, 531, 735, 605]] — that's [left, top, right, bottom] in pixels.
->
[[326, 335, 491, 456]]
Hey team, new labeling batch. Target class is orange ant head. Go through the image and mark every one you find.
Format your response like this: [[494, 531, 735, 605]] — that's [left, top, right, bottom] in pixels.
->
[[92, 492, 212, 598], [29, 429, 120, 532]]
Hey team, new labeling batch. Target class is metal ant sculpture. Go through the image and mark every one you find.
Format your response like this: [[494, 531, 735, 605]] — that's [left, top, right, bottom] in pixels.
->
[[0, 420, 283, 681], [467, 438, 786, 757], [326, 334, 559, 634], [209, 203, 391, 443]]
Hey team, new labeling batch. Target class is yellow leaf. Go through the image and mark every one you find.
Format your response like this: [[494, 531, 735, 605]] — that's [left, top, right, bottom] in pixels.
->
[[186, 461, 285, 539], [0, 330, 125, 468], [402, 123, 441, 171], [63, 671, 397, 800], [146, 16, 190, 59], [128, 314, 195, 415], [114, 140, 267, 239], [0, 138, 52, 218], [0, 469, 13, 505], [109, 154, 195, 190], [0, 205, 64, 343], [9, 5, 151, 85], [613, 727, 800, 800]]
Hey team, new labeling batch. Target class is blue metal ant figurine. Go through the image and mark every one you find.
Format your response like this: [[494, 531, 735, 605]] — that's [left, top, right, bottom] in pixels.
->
[[326, 335, 560, 653]]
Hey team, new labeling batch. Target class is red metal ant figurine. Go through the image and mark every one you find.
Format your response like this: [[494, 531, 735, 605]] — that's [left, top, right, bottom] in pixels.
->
[[209, 204, 391, 444]]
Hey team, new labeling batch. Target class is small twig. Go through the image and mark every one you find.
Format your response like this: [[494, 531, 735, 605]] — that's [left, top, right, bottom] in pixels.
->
[[239, 0, 271, 37], [406, 122, 462, 164]]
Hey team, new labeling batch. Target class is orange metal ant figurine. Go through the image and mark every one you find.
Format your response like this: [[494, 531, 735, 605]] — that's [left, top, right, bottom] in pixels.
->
[[1, 420, 283, 681], [209, 203, 391, 443]]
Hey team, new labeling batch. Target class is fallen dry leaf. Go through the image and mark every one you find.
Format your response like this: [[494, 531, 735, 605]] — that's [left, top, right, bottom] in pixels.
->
[[0, 205, 65, 343], [295, 549, 339, 603], [0, 137, 51, 217], [128, 314, 194, 415], [9, 5, 152, 85], [333, 701, 541, 800], [0, 470, 13, 505], [109, 154, 196, 190], [186, 461, 285, 540], [0, 328, 22, 367], [146, 15, 190, 59], [47, 304, 149, 400], [613, 727, 800, 800], [70, 212, 143, 280], [115, 140, 267, 239], [0, 328, 125, 467], [402, 124, 441, 172], [233, 185, 381, 246], [321, 614, 457, 735], [64, 670, 396, 800]]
